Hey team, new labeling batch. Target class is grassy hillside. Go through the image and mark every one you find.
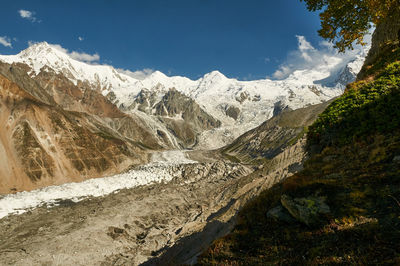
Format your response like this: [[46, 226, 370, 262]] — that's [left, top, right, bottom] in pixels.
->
[[198, 54, 400, 264]]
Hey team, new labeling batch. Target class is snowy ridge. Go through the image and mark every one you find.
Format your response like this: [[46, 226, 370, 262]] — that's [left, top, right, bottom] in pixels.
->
[[0, 151, 196, 219], [0, 42, 142, 94], [0, 42, 367, 148]]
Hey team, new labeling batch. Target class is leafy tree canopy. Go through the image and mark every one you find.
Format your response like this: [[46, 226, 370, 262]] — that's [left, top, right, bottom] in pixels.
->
[[301, 0, 398, 52]]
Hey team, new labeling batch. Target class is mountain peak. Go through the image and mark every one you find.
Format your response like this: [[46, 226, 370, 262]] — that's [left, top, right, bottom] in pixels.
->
[[29, 41, 51, 48], [24, 41, 52, 52], [203, 70, 227, 81], [18, 42, 63, 60], [149, 70, 168, 79]]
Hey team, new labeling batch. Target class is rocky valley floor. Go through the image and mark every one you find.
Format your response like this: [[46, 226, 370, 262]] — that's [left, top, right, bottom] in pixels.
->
[[0, 147, 303, 265]]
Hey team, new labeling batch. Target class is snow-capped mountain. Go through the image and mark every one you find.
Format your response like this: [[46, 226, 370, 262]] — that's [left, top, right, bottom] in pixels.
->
[[0, 42, 367, 149]]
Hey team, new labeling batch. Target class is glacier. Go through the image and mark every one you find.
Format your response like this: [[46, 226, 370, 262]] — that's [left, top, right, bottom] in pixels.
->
[[0, 151, 196, 219]]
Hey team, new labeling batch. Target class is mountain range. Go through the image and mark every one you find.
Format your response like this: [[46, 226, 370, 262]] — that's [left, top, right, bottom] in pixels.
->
[[1, 42, 367, 147], [0, 41, 367, 192]]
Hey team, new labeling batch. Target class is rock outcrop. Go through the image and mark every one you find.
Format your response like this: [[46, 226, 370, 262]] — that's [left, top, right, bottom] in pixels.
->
[[280, 194, 331, 227], [153, 88, 221, 147]]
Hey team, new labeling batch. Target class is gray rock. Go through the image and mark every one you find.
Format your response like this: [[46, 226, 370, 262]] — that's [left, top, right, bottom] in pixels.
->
[[225, 105, 240, 120], [273, 100, 291, 117], [267, 205, 295, 223], [281, 194, 331, 227], [235, 91, 249, 103], [393, 155, 400, 162], [106, 91, 117, 102], [154, 88, 221, 129]]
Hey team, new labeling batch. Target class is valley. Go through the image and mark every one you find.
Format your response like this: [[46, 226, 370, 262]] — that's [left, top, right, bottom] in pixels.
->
[[0, 101, 327, 265], [1, 1, 399, 265], [0, 150, 266, 265], [0, 30, 372, 265]]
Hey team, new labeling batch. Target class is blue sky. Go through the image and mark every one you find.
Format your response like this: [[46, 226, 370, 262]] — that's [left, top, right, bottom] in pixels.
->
[[0, 0, 331, 80]]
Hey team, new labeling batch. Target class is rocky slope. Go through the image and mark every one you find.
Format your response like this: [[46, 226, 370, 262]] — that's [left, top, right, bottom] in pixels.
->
[[220, 100, 332, 164], [0, 61, 170, 193], [146, 88, 221, 147]]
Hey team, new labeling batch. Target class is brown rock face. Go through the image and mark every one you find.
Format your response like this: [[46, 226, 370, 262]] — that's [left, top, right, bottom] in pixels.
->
[[33, 68, 125, 118], [12, 120, 55, 182], [0, 62, 166, 194]]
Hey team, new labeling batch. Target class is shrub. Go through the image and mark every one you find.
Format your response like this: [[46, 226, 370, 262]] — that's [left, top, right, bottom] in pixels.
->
[[308, 61, 400, 147]]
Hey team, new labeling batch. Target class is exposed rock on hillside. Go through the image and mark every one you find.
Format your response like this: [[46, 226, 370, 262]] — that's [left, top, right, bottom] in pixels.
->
[[221, 100, 332, 164], [153, 88, 221, 147], [0, 62, 167, 193], [280, 194, 331, 227], [125, 88, 160, 114], [154, 88, 221, 129], [365, 7, 400, 66], [225, 105, 240, 120]]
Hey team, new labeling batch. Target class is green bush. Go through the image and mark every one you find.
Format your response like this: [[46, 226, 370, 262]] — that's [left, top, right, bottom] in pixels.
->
[[308, 61, 400, 147]]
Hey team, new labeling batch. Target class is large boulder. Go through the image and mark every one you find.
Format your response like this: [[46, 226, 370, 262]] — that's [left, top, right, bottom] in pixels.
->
[[267, 205, 295, 224], [281, 194, 331, 227]]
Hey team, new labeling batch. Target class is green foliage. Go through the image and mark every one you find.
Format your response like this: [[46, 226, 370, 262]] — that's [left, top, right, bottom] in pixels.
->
[[358, 46, 400, 79], [300, 0, 398, 52], [308, 61, 400, 147]]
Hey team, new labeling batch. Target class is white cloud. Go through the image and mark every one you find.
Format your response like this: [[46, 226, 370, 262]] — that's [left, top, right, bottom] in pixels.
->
[[0, 36, 12, 48], [18, 9, 38, 22], [28, 40, 38, 47], [295, 35, 315, 62], [69, 51, 100, 63], [48, 44, 100, 63], [117, 68, 155, 80], [78, 36, 84, 41], [272, 34, 371, 80], [296, 35, 315, 51], [272, 65, 292, 79]]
